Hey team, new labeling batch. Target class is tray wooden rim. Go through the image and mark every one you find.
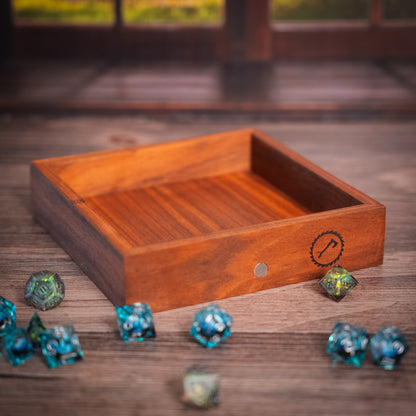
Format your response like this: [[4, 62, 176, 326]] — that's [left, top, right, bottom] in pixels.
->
[[32, 128, 382, 256]]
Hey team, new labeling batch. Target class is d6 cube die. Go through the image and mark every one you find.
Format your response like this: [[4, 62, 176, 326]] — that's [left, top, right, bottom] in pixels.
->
[[327, 322, 369, 367], [115, 303, 156, 342], [0, 296, 16, 337], [40, 325, 83, 368], [370, 327, 409, 370]]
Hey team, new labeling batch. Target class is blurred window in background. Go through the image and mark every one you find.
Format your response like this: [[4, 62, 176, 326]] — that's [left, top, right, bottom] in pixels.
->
[[13, 0, 114, 24], [12, 1, 416, 27], [270, 0, 369, 22], [383, 0, 416, 20], [12, 0, 224, 26], [123, 0, 223, 25]]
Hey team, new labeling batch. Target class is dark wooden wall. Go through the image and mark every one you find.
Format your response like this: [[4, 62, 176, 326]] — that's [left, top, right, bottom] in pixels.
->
[[0, 0, 13, 61]]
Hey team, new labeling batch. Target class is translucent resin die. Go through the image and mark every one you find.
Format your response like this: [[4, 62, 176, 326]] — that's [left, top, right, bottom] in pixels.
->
[[2, 327, 34, 366], [115, 303, 156, 342], [327, 322, 369, 367], [0, 296, 16, 337], [319, 266, 358, 301], [40, 325, 83, 368], [190, 303, 232, 348], [370, 327, 409, 370], [183, 367, 220, 409], [24, 270, 65, 311]]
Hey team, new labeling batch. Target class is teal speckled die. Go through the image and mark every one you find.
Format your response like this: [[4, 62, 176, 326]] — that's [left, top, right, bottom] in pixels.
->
[[2, 327, 34, 366], [40, 325, 83, 368], [115, 303, 156, 342], [370, 327, 409, 370], [190, 303, 233, 348], [0, 296, 16, 337], [327, 322, 369, 367]]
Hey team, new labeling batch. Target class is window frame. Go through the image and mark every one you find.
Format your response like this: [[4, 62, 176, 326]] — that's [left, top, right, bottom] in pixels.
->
[[4, 0, 416, 60]]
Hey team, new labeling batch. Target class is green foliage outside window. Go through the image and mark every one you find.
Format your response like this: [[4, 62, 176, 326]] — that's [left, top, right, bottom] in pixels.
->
[[13, 0, 416, 25], [270, 0, 368, 21], [13, 0, 223, 24]]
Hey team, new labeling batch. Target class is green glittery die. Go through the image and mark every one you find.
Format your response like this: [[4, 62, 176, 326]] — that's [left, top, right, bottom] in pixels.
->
[[319, 265, 358, 301], [27, 313, 46, 349], [183, 367, 220, 408], [24, 271, 65, 311]]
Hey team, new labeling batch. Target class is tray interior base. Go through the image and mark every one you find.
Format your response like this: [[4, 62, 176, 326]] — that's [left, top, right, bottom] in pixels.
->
[[84, 170, 310, 247]]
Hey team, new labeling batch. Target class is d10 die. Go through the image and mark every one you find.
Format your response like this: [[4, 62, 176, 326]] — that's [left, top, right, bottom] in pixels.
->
[[40, 325, 83, 368], [115, 303, 156, 342]]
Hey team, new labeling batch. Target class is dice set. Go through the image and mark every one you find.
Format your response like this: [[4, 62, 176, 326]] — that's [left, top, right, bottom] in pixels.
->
[[0, 296, 83, 368]]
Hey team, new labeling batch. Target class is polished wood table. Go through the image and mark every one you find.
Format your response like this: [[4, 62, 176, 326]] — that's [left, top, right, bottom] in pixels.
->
[[0, 116, 415, 415]]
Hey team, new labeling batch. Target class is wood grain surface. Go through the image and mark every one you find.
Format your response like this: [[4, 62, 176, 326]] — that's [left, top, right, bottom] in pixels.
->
[[0, 116, 415, 415]]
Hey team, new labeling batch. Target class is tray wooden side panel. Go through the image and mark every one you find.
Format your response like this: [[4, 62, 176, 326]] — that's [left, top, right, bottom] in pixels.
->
[[251, 130, 378, 211], [31, 164, 126, 305], [48, 129, 252, 198], [125, 204, 385, 311]]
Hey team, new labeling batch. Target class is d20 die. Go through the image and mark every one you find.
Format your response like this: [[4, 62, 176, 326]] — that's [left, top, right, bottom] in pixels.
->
[[40, 325, 83, 368], [190, 303, 232, 348], [115, 303, 156, 342], [327, 322, 369, 367]]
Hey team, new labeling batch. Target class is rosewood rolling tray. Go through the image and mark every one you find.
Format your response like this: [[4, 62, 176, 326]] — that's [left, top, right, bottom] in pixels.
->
[[31, 129, 385, 312]]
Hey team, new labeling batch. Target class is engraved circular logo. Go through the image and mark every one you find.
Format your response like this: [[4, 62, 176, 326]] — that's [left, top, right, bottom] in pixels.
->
[[310, 230, 344, 267]]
